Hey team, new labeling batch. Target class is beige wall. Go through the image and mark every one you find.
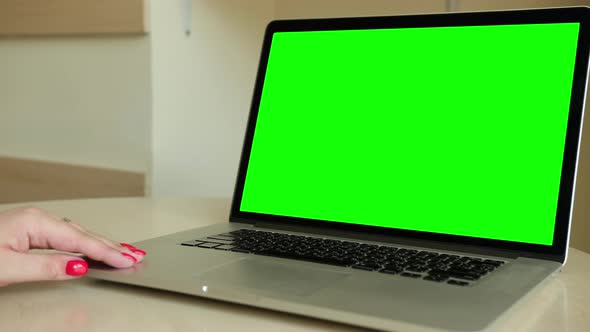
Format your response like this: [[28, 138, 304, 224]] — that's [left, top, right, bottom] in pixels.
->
[[458, 0, 589, 11], [0, 36, 151, 173], [149, 0, 275, 197], [275, 0, 445, 18]]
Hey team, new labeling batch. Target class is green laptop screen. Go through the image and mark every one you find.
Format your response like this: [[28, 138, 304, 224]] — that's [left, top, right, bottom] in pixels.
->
[[240, 23, 580, 246]]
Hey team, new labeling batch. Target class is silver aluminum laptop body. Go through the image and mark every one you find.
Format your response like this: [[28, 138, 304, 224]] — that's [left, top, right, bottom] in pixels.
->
[[88, 8, 590, 332]]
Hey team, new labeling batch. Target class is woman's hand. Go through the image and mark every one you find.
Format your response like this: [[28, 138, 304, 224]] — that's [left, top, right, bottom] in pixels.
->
[[0, 206, 146, 287]]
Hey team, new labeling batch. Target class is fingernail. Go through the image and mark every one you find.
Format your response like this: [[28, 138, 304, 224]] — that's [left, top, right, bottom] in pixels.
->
[[120, 243, 136, 250], [121, 252, 137, 262], [66, 260, 88, 276], [120, 243, 146, 255], [130, 248, 146, 255]]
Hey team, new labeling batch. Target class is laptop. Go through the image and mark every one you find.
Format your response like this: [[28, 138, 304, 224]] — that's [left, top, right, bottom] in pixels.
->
[[88, 7, 590, 332]]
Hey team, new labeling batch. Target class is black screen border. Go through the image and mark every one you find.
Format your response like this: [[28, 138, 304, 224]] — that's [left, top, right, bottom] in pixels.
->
[[230, 7, 590, 263]]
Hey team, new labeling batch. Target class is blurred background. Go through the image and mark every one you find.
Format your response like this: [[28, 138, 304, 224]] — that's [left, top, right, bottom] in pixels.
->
[[0, 0, 588, 252]]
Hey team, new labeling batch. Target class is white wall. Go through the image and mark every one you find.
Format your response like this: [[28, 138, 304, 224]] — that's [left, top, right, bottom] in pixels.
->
[[275, 0, 445, 19], [149, 0, 275, 197], [0, 37, 151, 172], [457, 0, 589, 11]]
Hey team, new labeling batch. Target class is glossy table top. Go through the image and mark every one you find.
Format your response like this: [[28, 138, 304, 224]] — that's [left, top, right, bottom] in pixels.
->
[[0, 197, 588, 332]]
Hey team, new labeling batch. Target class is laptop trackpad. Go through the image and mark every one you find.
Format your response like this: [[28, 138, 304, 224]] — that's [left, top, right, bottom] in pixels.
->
[[195, 258, 350, 297]]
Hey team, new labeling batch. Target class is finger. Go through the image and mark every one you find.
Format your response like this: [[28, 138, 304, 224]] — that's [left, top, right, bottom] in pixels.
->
[[0, 250, 88, 285], [67, 222, 146, 260], [68, 222, 120, 250], [22, 209, 142, 268]]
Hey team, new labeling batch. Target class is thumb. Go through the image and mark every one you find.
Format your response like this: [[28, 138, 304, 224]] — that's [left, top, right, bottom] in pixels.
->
[[0, 250, 88, 285]]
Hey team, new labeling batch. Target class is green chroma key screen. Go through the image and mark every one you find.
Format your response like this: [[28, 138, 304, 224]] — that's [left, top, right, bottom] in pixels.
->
[[240, 23, 580, 245]]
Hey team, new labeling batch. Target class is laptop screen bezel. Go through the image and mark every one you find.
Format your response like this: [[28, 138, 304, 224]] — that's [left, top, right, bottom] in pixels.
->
[[229, 7, 590, 262]]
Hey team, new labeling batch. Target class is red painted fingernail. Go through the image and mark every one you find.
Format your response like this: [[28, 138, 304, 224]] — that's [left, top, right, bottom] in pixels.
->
[[121, 252, 137, 262], [120, 243, 136, 250], [66, 260, 88, 276], [130, 248, 146, 255]]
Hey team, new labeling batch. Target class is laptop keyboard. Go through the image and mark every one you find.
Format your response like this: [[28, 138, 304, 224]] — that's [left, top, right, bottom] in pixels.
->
[[180, 229, 505, 286]]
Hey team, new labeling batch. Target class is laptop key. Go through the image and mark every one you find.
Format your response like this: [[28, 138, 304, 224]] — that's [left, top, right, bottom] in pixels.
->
[[479, 264, 497, 272], [197, 242, 220, 248], [447, 280, 470, 286], [451, 273, 480, 281], [181, 240, 204, 247], [483, 259, 505, 266], [406, 265, 429, 273], [447, 268, 483, 280], [215, 233, 237, 238], [214, 244, 235, 250], [207, 236, 234, 241], [204, 237, 234, 244]]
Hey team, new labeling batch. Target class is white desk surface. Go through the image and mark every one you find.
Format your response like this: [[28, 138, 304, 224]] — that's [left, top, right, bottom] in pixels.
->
[[0, 197, 588, 332]]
